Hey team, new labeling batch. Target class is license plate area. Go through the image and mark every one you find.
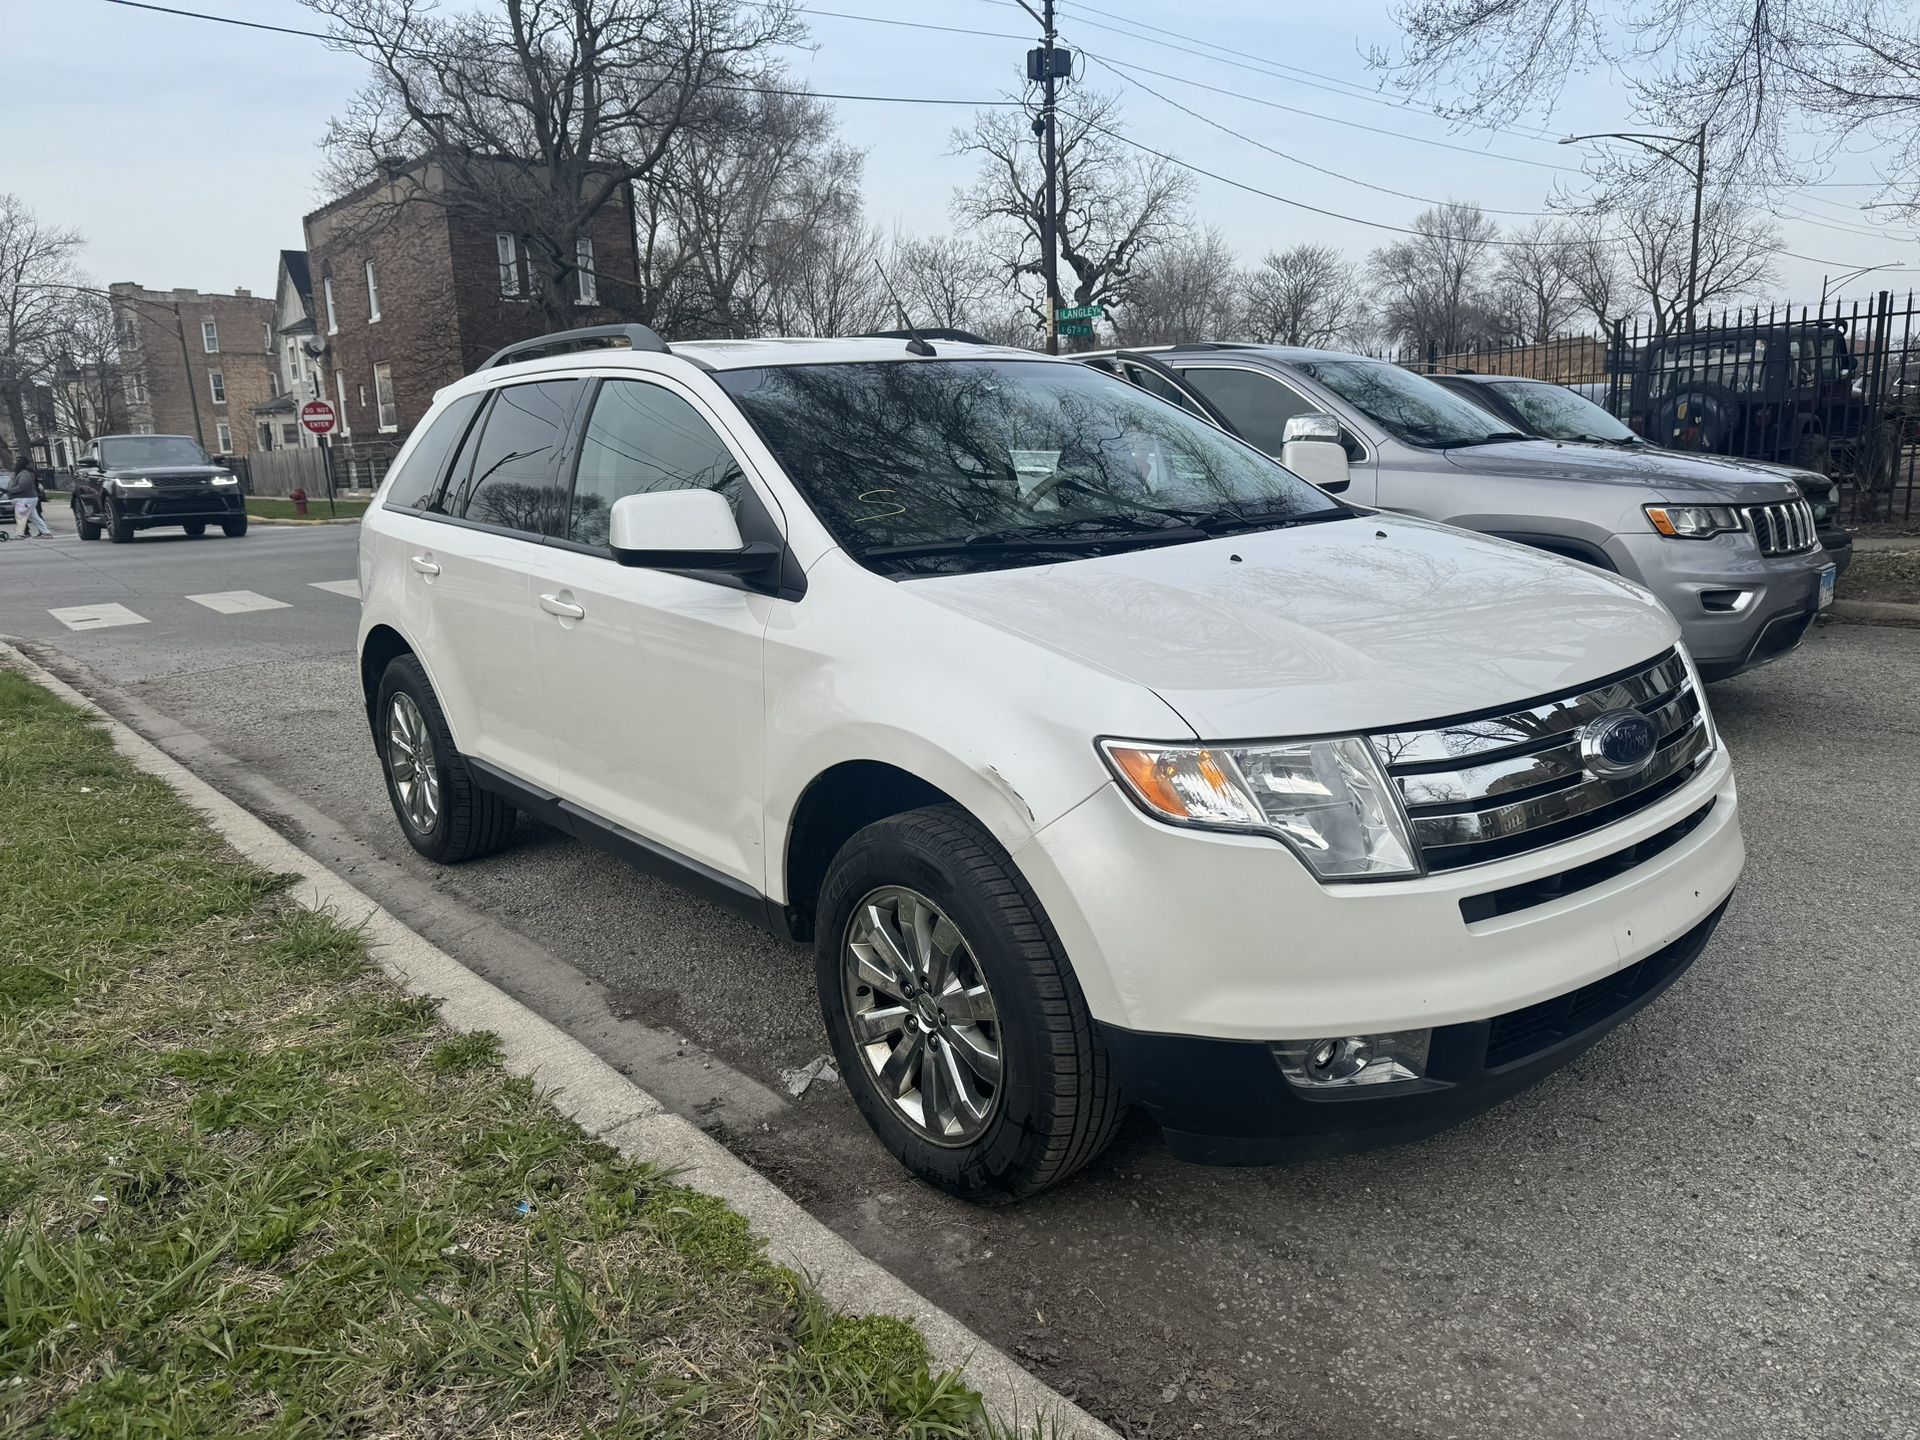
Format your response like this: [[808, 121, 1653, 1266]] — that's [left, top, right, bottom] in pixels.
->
[[1817, 563, 1837, 610]]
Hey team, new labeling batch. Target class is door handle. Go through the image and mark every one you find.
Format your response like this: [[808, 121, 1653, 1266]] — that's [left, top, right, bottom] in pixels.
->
[[410, 554, 440, 576], [539, 592, 586, 620]]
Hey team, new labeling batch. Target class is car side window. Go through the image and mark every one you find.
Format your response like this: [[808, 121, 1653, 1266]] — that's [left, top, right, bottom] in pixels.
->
[[566, 378, 744, 550], [390, 393, 483, 513], [452, 379, 583, 535], [1175, 366, 1350, 458], [1122, 363, 1205, 416]]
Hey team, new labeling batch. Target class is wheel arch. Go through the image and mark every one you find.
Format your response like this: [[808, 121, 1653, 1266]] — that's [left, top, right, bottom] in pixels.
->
[[779, 760, 961, 942], [359, 623, 417, 737]]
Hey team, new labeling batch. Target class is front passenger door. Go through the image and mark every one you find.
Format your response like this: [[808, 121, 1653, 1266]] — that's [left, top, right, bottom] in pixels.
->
[[530, 376, 777, 890], [1173, 365, 1376, 504]]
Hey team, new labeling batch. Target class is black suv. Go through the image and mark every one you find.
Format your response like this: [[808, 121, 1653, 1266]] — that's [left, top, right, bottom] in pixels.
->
[[71, 434, 248, 543]]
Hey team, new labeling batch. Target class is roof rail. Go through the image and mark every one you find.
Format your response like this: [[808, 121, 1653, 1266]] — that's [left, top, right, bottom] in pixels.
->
[[482, 324, 672, 370], [1164, 341, 1258, 353], [860, 327, 994, 346]]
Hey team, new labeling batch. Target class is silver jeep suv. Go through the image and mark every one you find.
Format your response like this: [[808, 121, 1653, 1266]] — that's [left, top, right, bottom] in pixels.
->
[[1081, 345, 1836, 681]]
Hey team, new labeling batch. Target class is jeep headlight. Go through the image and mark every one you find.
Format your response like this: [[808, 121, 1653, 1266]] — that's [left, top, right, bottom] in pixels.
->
[[1101, 736, 1418, 880], [1645, 503, 1740, 539]]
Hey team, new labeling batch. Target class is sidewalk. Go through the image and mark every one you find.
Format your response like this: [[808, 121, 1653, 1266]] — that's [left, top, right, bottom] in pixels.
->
[[0, 653, 1111, 1439]]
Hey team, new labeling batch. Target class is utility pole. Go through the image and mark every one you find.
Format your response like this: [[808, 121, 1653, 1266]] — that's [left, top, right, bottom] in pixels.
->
[[169, 299, 208, 449], [1018, 0, 1069, 354], [1683, 122, 1705, 334]]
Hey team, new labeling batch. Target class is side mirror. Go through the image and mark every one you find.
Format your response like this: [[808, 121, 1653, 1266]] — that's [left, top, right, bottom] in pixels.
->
[[1281, 413, 1351, 493], [609, 489, 780, 578], [75, 457, 99, 472]]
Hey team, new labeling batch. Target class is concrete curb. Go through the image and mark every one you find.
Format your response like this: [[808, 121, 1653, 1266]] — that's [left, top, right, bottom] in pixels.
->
[[0, 642, 1117, 1440], [1828, 597, 1920, 625], [248, 515, 363, 526]]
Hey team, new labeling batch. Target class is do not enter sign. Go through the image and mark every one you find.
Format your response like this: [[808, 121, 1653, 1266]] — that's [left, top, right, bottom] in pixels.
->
[[300, 400, 337, 435]]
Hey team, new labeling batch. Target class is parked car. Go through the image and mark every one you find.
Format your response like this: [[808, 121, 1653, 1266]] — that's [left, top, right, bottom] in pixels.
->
[[70, 434, 248, 542], [1624, 318, 1903, 485], [1079, 345, 1834, 682], [357, 324, 1744, 1199], [1431, 371, 1852, 575]]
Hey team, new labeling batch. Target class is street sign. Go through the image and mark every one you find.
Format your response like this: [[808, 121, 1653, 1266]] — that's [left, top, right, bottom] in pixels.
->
[[299, 400, 337, 436], [1058, 321, 1095, 338], [1056, 304, 1105, 322]]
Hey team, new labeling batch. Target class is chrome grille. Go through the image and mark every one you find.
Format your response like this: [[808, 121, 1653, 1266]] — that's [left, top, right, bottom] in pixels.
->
[[1741, 499, 1818, 556], [1370, 651, 1711, 872]]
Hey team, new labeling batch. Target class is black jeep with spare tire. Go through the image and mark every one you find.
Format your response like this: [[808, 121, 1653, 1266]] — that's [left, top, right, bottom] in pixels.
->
[[70, 434, 248, 543]]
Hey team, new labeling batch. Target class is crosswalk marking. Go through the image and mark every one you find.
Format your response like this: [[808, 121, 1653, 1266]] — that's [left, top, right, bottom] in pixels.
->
[[49, 603, 149, 631], [186, 590, 291, 615], [310, 580, 361, 598]]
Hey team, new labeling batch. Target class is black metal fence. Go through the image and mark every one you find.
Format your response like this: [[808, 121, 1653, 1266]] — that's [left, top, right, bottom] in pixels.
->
[[1414, 291, 1920, 524]]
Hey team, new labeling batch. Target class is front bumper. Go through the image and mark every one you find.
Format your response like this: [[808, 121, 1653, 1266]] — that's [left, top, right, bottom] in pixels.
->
[[1100, 896, 1727, 1163], [1606, 531, 1831, 680], [115, 489, 245, 523]]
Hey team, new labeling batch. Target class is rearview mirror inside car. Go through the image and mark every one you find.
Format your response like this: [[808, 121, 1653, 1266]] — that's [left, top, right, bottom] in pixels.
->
[[609, 489, 781, 578]]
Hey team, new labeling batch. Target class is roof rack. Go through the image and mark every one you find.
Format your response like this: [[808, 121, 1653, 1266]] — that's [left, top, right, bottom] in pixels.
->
[[482, 324, 672, 370], [1164, 341, 1257, 353], [860, 328, 994, 346]]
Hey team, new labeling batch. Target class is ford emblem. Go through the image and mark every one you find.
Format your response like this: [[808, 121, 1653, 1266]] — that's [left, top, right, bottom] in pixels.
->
[[1580, 710, 1659, 779]]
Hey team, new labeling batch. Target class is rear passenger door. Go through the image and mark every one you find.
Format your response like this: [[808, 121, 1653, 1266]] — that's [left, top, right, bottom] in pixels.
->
[[529, 374, 778, 890], [405, 378, 584, 786]]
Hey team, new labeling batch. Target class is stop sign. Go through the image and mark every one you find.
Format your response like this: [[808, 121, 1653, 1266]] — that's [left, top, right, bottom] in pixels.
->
[[300, 400, 337, 435]]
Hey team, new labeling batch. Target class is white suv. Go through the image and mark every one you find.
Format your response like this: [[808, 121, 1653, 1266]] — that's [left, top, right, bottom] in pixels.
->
[[357, 325, 1745, 1200]]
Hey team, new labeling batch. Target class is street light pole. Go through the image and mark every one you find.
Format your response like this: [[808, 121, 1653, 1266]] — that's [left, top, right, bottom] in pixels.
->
[[1015, 0, 1064, 354], [1561, 125, 1708, 330], [1820, 263, 1901, 307]]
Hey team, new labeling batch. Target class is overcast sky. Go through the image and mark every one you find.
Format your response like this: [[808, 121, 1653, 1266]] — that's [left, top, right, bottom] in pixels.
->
[[13, 0, 1918, 311]]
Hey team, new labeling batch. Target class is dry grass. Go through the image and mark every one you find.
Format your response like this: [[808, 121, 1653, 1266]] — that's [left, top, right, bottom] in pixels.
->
[[1838, 548, 1920, 606]]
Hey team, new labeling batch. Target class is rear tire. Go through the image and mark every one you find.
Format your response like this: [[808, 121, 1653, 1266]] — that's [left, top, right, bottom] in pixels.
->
[[815, 804, 1124, 1202], [374, 655, 516, 864], [221, 514, 248, 538]]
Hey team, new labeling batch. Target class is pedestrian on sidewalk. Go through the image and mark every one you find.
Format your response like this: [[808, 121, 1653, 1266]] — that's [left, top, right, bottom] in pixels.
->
[[9, 456, 51, 537]]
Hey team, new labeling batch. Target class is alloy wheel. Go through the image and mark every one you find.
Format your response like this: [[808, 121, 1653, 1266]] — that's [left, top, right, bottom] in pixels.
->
[[842, 886, 1003, 1146], [386, 692, 441, 836]]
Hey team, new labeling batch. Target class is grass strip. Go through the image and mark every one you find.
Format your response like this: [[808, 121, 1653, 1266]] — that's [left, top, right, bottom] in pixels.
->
[[245, 497, 370, 522], [0, 667, 1028, 1439]]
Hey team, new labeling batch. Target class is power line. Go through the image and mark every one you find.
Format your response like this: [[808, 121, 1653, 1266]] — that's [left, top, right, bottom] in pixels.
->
[[102, 0, 315, 35]]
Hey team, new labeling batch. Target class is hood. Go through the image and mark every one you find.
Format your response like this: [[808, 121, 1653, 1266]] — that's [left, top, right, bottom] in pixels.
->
[[908, 516, 1678, 739], [1441, 438, 1802, 503]]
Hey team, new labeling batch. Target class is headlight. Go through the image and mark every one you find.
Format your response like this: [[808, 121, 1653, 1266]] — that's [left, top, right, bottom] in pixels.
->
[[211, 474, 238, 485], [114, 477, 154, 489], [1100, 736, 1418, 880], [1645, 503, 1739, 539]]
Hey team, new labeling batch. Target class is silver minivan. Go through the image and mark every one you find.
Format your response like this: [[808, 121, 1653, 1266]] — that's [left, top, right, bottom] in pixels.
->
[[1081, 344, 1836, 682]]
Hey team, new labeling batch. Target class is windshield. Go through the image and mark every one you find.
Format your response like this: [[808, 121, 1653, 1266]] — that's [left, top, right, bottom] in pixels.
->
[[100, 436, 213, 468], [1292, 359, 1514, 448], [716, 359, 1347, 574], [1484, 380, 1635, 443]]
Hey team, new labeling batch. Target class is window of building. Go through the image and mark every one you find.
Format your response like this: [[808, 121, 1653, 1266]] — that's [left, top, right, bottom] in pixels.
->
[[454, 380, 582, 532], [216, 421, 233, 453], [281, 421, 300, 445], [202, 319, 220, 352], [308, 373, 320, 399], [263, 321, 273, 351], [374, 363, 398, 432], [133, 423, 154, 435], [568, 380, 741, 549], [524, 239, 543, 296], [209, 369, 226, 404], [324, 277, 338, 334], [390, 392, 485, 512], [497, 233, 519, 296], [258, 422, 275, 451], [575, 237, 597, 306], [335, 371, 351, 435], [124, 373, 148, 405], [366, 261, 383, 322], [119, 312, 141, 349], [358, 384, 367, 408]]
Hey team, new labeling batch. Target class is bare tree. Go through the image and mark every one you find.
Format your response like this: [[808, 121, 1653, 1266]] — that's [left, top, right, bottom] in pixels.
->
[[0, 195, 84, 464], [952, 90, 1192, 328], [1617, 184, 1780, 333], [305, 0, 802, 332], [1242, 242, 1366, 347], [1562, 228, 1627, 332], [1491, 218, 1580, 342], [1378, 0, 1920, 207], [50, 288, 126, 446], [1369, 201, 1500, 357], [1111, 226, 1240, 346], [891, 233, 1000, 332]]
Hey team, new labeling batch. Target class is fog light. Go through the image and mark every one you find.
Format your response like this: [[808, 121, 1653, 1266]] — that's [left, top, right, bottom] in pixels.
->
[[1274, 1030, 1431, 1089]]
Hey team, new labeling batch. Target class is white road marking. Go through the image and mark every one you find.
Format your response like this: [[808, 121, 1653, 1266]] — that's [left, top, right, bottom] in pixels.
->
[[49, 603, 149, 631], [309, 580, 361, 598], [186, 590, 291, 615]]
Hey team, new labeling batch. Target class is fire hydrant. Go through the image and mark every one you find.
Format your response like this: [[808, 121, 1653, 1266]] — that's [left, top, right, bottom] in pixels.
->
[[290, 487, 309, 517]]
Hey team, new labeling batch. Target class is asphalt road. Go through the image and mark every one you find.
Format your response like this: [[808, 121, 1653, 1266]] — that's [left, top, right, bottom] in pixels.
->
[[4, 522, 1916, 1439]]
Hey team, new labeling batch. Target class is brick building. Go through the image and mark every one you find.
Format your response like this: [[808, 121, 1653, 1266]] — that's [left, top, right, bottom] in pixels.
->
[[109, 282, 277, 459], [303, 159, 638, 485]]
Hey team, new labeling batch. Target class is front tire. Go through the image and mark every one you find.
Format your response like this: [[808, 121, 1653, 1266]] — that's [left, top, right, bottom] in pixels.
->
[[815, 805, 1124, 1202], [183, 522, 206, 537], [76, 500, 100, 541], [374, 655, 516, 864], [221, 514, 248, 538], [107, 501, 133, 544]]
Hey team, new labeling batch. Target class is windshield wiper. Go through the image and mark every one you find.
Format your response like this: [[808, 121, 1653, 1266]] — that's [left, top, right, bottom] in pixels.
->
[[860, 522, 1208, 562], [1449, 430, 1532, 447], [1178, 505, 1350, 536]]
